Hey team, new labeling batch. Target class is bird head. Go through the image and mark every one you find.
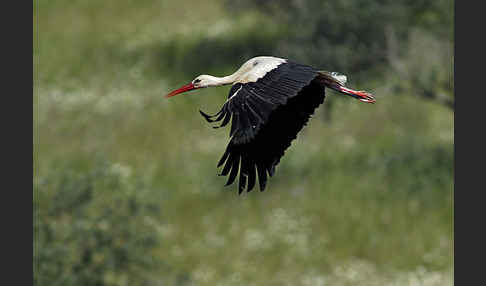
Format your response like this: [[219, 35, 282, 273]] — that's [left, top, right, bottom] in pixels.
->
[[166, 75, 223, 98]]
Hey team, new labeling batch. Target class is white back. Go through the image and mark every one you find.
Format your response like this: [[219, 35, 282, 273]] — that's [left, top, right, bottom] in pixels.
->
[[234, 56, 287, 84]]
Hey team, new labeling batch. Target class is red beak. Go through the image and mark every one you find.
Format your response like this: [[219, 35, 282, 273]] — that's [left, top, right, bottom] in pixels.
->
[[166, 83, 196, 98]]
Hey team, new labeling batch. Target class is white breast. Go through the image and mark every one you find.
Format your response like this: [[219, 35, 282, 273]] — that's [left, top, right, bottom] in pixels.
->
[[236, 56, 287, 84]]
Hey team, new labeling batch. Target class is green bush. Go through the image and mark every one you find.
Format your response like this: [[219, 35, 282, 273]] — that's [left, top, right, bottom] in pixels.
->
[[34, 160, 162, 286], [225, 0, 453, 84], [386, 28, 454, 108]]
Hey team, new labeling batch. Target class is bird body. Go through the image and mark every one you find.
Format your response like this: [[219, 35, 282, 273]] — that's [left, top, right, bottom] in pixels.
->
[[166, 56, 375, 194]]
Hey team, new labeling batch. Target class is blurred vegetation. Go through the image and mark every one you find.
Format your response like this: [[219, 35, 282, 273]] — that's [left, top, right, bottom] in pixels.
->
[[226, 0, 454, 109], [34, 159, 164, 286], [34, 0, 453, 285]]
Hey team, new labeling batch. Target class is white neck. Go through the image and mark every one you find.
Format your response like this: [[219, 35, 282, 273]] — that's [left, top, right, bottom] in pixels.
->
[[202, 56, 287, 87], [205, 74, 239, 86]]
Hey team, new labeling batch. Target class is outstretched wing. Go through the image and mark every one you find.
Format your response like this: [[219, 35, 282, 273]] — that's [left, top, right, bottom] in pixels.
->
[[200, 62, 323, 193]]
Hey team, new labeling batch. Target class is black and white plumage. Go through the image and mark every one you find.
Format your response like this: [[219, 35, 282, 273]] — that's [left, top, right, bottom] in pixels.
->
[[166, 56, 375, 194]]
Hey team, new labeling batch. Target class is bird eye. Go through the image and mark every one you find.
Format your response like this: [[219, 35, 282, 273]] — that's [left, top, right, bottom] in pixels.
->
[[193, 79, 201, 84]]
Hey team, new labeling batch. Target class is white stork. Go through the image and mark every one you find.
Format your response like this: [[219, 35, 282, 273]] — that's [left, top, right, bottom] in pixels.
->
[[166, 56, 376, 194]]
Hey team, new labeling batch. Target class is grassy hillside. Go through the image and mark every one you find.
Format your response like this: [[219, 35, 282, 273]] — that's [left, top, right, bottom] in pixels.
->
[[34, 0, 453, 285]]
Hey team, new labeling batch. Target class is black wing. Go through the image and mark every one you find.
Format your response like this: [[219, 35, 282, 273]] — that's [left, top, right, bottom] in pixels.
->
[[200, 62, 325, 194]]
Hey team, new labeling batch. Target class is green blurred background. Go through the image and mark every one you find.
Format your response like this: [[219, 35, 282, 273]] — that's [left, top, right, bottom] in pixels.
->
[[33, 0, 454, 285]]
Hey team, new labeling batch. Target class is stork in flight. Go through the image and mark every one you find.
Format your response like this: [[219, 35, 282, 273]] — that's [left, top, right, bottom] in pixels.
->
[[166, 56, 376, 194]]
